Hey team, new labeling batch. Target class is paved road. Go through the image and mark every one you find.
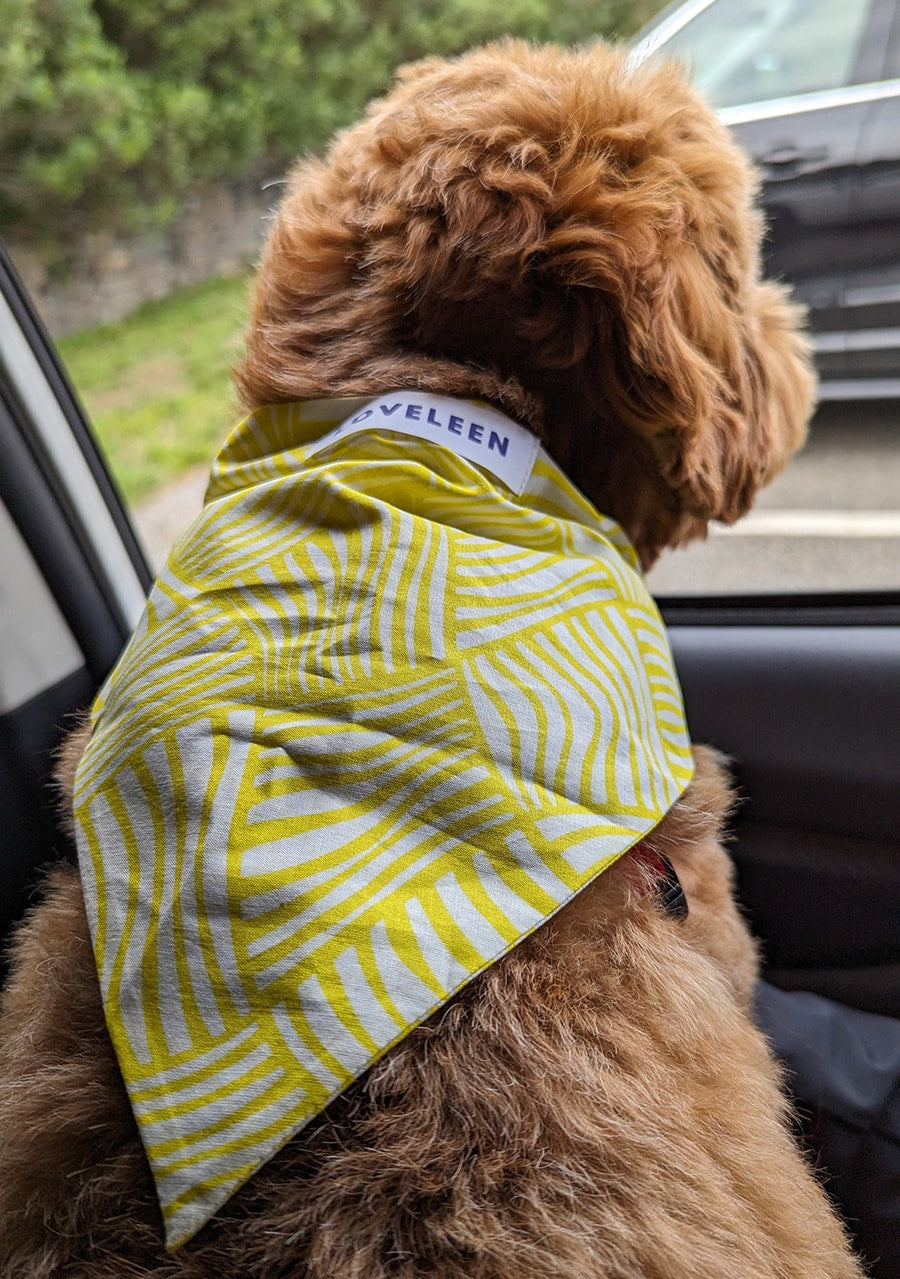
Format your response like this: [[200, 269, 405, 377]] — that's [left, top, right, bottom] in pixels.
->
[[646, 400, 900, 596], [134, 401, 900, 594]]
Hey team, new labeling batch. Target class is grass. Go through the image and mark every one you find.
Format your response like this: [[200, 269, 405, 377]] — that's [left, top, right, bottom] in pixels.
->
[[58, 274, 250, 505]]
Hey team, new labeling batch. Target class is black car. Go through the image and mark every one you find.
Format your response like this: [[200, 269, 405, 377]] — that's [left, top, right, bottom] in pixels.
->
[[631, 0, 900, 398]]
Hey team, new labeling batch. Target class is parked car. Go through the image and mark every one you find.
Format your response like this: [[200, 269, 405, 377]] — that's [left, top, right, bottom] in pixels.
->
[[1, 224, 898, 1272], [631, 0, 900, 398]]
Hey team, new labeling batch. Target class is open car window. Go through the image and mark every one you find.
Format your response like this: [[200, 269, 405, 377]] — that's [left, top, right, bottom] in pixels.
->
[[0, 245, 150, 965], [631, 0, 900, 596], [646, 403, 900, 596]]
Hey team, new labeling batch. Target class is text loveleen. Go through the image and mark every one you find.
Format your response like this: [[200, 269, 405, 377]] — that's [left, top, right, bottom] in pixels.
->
[[349, 399, 510, 457]]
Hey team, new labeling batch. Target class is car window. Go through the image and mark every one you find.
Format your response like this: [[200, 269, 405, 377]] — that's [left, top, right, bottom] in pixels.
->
[[631, 0, 900, 597], [645, 402, 900, 595], [5, 0, 900, 605], [0, 497, 83, 714], [654, 0, 874, 108], [4, 240, 898, 602]]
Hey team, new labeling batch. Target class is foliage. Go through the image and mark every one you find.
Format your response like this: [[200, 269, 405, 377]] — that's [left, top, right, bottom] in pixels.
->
[[0, 0, 663, 241], [0, 0, 151, 230]]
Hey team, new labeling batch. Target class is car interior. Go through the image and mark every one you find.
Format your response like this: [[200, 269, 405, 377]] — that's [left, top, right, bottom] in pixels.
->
[[0, 246, 150, 964], [1, 243, 898, 1271]]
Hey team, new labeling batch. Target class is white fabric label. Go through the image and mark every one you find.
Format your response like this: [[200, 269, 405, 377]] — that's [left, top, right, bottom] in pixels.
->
[[304, 391, 539, 494]]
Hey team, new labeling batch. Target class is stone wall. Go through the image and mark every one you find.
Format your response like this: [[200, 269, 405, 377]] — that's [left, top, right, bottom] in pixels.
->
[[6, 178, 279, 338]]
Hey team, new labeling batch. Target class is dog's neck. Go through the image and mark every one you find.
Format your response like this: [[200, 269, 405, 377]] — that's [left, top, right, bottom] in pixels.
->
[[237, 340, 708, 569]]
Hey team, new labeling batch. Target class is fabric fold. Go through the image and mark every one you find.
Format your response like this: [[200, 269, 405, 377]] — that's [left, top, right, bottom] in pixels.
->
[[75, 392, 693, 1248]]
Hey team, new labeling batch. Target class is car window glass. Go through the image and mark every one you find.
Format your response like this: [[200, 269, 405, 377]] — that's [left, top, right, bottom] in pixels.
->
[[658, 0, 874, 108], [645, 403, 900, 594], [0, 497, 83, 713], [7, 0, 900, 612], [6, 236, 900, 602]]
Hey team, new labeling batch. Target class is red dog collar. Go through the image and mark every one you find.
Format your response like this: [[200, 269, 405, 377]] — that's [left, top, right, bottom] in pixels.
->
[[626, 845, 689, 920]]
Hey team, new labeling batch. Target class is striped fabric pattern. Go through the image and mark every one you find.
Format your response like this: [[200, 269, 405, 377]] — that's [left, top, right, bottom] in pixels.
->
[[74, 395, 693, 1248]]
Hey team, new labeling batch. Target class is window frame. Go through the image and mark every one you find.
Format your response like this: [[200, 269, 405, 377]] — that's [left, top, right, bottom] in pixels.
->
[[631, 0, 899, 124], [0, 243, 151, 670]]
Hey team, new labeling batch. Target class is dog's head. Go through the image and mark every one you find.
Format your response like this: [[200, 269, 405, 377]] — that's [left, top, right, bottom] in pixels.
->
[[237, 40, 814, 564]]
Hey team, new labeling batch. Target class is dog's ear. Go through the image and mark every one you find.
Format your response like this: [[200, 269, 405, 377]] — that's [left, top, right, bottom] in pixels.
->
[[590, 263, 814, 526]]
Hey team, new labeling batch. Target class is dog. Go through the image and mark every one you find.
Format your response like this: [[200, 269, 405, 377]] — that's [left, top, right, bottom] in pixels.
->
[[0, 39, 866, 1278]]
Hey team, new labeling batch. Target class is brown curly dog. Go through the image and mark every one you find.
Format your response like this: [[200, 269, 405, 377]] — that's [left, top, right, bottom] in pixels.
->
[[0, 39, 864, 1278]]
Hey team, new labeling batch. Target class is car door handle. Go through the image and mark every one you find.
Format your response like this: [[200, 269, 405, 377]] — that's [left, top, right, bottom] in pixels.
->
[[759, 145, 829, 167]]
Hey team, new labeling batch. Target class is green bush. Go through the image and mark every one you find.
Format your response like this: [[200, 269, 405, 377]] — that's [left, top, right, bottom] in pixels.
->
[[0, 0, 663, 242], [0, 0, 152, 228]]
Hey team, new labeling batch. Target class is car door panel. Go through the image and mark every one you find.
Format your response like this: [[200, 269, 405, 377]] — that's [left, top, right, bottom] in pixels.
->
[[668, 618, 900, 1017], [0, 667, 95, 956], [0, 247, 149, 975]]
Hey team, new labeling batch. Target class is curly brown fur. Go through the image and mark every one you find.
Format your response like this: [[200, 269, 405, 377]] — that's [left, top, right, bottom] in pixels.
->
[[236, 40, 814, 565], [0, 754, 860, 1278], [0, 38, 861, 1278], [52, 715, 91, 841]]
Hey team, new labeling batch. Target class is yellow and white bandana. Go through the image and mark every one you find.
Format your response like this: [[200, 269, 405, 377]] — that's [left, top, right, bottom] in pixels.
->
[[74, 392, 693, 1248]]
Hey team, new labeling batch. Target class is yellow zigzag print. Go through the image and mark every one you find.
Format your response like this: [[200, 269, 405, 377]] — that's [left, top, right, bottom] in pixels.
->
[[74, 394, 693, 1248]]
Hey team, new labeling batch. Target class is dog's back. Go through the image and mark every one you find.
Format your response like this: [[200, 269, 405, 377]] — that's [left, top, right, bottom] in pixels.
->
[[0, 810, 862, 1276]]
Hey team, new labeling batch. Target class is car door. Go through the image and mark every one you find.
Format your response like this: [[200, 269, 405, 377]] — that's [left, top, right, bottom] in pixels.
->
[[0, 244, 150, 971], [665, 595, 900, 1017], [659, 583, 900, 1279], [729, 95, 862, 386]]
